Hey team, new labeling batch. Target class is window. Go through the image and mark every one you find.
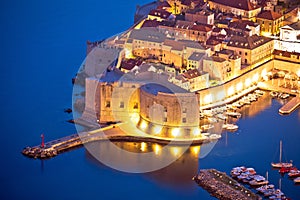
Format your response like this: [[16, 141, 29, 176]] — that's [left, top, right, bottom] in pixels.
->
[[120, 101, 124, 108], [239, 51, 242, 55], [163, 117, 167, 122], [106, 101, 111, 108], [134, 102, 138, 109], [245, 52, 248, 56], [183, 108, 187, 113], [245, 59, 248, 64], [164, 107, 167, 112], [182, 118, 186, 123]]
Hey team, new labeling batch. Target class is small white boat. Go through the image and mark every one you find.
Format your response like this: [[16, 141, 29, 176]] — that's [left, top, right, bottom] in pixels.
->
[[216, 113, 227, 120], [225, 111, 241, 118], [209, 134, 221, 140], [223, 124, 238, 131], [201, 124, 214, 131], [207, 117, 218, 123], [256, 184, 275, 193], [270, 91, 278, 98], [255, 90, 265, 95], [249, 175, 269, 186], [280, 93, 289, 99], [294, 177, 300, 183], [232, 102, 242, 108]]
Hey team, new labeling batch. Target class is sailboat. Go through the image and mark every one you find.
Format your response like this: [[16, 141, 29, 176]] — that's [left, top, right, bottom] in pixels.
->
[[271, 140, 293, 168]]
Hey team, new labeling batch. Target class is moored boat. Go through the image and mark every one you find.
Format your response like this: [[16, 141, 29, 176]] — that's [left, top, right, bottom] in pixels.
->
[[249, 175, 269, 186], [225, 111, 241, 118], [270, 91, 278, 98], [256, 184, 275, 193], [271, 141, 293, 168], [279, 166, 297, 174], [288, 170, 300, 178], [294, 177, 300, 183]]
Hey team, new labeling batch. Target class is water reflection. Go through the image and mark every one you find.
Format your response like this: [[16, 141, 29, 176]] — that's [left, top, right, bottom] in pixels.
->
[[85, 141, 217, 189], [239, 92, 272, 118]]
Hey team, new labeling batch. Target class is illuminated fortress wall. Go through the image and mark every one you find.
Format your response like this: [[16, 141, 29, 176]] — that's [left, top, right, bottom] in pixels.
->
[[197, 60, 274, 106], [99, 81, 141, 123]]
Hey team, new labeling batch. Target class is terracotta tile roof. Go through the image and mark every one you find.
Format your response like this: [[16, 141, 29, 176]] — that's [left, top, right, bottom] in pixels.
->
[[204, 56, 226, 62], [120, 59, 143, 71], [174, 74, 189, 83], [209, 0, 261, 11], [273, 49, 300, 58], [157, 1, 171, 9], [175, 20, 195, 29], [257, 10, 282, 20], [191, 24, 212, 32], [289, 21, 300, 30], [227, 35, 273, 50], [229, 20, 259, 31], [181, 0, 192, 6], [141, 20, 161, 28], [149, 9, 171, 19], [182, 69, 207, 79]]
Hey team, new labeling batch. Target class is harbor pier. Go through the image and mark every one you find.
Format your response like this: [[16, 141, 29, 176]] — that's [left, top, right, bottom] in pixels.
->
[[279, 96, 300, 114], [193, 169, 261, 200], [22, 123, 218, 159]]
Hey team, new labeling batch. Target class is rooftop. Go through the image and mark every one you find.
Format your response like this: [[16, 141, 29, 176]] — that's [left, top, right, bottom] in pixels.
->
[[209, 0, 261, 11], [163, 39, 185, 51], [204, 56, 226, 62], [256, 10, 282, 20], [188, 52, 206, 61], [149, 9, 171, 19], [183, 69, 207, 79], [227, 35, 273, 50], [128, 28, 166, 43]]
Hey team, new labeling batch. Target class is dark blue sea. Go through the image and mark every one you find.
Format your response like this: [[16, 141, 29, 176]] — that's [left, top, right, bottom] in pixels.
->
[[1, 0, 300, 199]]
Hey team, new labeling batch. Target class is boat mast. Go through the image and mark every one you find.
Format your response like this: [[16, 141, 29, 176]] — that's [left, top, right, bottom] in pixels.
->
[[279, 140, 282, 163]]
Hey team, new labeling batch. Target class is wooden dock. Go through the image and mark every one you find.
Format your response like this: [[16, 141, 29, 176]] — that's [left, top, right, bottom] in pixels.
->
[[279, 96, 300, 114]]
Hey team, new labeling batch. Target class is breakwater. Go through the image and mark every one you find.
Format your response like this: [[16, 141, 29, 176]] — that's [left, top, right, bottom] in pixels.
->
[[22, 125, 218, 159], [193, 169, 261, 200]]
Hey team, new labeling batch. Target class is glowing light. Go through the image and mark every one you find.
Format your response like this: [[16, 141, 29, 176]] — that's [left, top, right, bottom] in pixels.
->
[[204, 94, 212, 104], [140, 120, 148, 131], [253, 73, 259, 82], [261, 69, 267, 77], [227, 86, 234, 96], [236, 82, 243, 92], [171, 128, 181, 137], [297, 70, 300, 77], [170, 147, 181, 157], [124, 48, 132, 58], [217, 91, 225, 101], [130, 113, 140, 125], [191, 146, 200, 157], [245, 78, 251, 87], [152, 125, 163, 135], [192, 128, 201, 137], [140, 142, 146, 152], [153, 144, 161, 155]]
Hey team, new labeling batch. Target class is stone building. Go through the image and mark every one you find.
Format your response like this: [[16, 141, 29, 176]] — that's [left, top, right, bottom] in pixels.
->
[[208, 0, 262, 19], [226, 35, 274, 65], [256, 10, 284, 36], [185, 9, 214, 25]]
